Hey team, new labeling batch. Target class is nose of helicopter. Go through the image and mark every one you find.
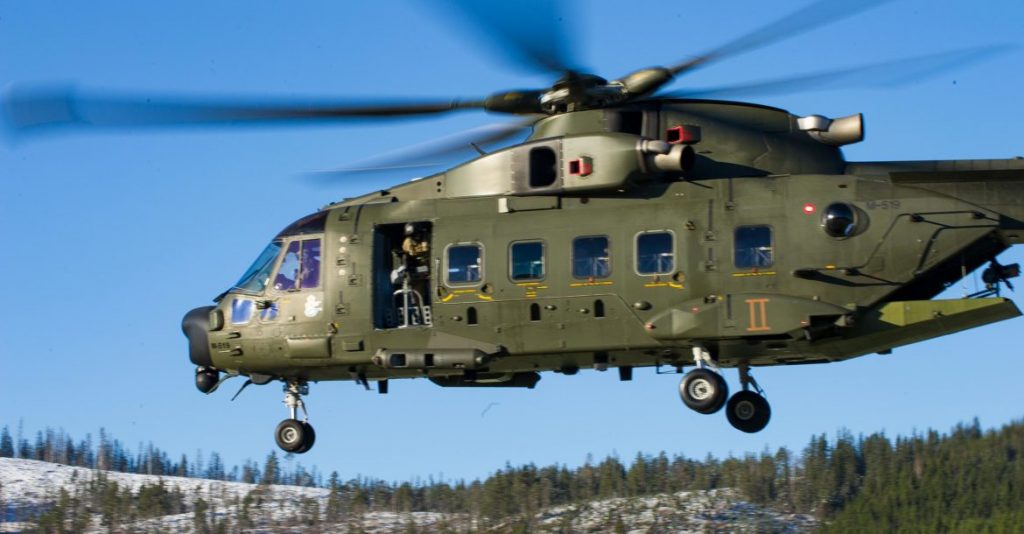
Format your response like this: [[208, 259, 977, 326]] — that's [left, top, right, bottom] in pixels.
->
[[182, 306, 215, 367]]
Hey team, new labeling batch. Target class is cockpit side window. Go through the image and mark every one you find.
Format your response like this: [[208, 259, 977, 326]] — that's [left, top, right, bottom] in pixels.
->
[[274, 238, 322, 291], [299, 239, 321, 289], [274, 241, 301, 291]]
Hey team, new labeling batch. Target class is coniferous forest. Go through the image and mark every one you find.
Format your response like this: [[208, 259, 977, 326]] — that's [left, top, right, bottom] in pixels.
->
[[2, 418, 1023, 532]]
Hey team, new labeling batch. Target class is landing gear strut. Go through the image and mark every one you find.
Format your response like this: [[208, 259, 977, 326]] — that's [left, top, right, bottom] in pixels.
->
[[725, 364, 771, 433], [274, 381, 316, 453], [679, 346, 729, 414]]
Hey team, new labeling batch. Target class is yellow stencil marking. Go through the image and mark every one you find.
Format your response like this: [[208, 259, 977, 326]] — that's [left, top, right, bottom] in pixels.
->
[[732, 271, 777, 278], [518, 282, 547, 298], [569, 281, 614, 287], [644, 282, 686, 289], [441, 288, 483, 303]]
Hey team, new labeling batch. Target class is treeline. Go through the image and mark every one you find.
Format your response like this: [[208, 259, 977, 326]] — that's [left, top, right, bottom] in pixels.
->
[[823, 420, 1024, 532], [0, 424, 320, 487], [5, 418, 1024, 531], [26, 470, 326, 534], [29, 471, 191, 533]]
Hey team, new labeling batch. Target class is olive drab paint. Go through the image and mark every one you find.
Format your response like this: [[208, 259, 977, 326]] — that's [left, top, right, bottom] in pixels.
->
[[185, 101, 1024, 451]]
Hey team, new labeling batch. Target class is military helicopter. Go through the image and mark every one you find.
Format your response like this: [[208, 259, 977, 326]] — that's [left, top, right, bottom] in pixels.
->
[[5, 0, 1023, 454]]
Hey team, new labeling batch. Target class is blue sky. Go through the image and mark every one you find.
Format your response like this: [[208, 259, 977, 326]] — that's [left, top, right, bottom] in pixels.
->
[[2, 0, 1024, 483]]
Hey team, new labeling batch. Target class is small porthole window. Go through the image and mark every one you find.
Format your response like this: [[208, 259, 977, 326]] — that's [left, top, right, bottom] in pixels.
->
[[822, 202, 858, 238]]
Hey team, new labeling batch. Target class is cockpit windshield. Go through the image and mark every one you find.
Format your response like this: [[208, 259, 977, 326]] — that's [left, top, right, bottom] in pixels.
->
[[232, 241, 282, 294]]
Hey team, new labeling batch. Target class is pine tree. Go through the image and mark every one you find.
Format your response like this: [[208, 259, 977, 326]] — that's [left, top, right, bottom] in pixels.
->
[[0, 426, 13, 457], [325, 471, 343, 524], [241, 460, 259, 484], [194, 448, 204, 479], [626, 452, 648, 496], [176, 453, 189, 478], [774, 447, 794, 511], [394, 482, 414, 513], [261, 452, 281, 486], [96, 428, 111, 471], [206, 451, 225, 480], [193, 495, 210, 534]]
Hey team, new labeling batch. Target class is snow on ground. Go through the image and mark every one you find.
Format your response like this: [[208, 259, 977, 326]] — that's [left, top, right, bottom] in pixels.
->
[[0, 456, 327, 509], [1, 457, 815, 533], [0, 457, 464, 533], [532, 488, 816, 533]]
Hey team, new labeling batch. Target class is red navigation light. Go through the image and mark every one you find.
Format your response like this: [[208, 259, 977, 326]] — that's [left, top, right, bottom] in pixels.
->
[[802, 203, 816, 215]]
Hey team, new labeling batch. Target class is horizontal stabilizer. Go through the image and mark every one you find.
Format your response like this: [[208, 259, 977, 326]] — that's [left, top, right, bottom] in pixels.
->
[[809, 298, 1020, 360]]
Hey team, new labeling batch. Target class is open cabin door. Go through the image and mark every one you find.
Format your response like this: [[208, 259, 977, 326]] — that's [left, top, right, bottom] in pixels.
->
[[373, 222, 433, 328]]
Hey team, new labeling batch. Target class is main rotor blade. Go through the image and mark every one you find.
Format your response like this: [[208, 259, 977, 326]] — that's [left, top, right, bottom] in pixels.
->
[[307, 117, 535, 180], [668, 0, 892, 77], [2, 84, 487, 137], [431, 0, 582, 75], [660, 45, 1011, 100]]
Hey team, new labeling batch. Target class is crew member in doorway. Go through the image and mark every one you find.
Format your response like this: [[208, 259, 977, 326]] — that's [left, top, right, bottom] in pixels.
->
[[391, 223, 431, 327], [402, 223, 430, 277]]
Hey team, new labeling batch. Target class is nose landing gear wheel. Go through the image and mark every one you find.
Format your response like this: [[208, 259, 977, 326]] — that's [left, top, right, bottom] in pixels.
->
[[274, 381, 316, 453], [275, 419, 314, 453], [679, 368, 729, 414], [726, 391, 771, 433]]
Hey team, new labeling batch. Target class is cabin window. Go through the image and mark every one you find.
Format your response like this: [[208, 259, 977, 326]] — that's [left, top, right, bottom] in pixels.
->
[[447, 243, 483, 284], [510, 241, 545, 281], [636, 231, 674, 274], [273, 238, 322, 290], [734, 226, 774, 268], [529, 147, 558, 188], [467, 306, 478, 325], [573, 236, 611, 278]]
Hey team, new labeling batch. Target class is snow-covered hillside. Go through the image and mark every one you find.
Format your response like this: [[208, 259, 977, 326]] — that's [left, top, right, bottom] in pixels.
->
[[1, 456, 328, 511], [1, 457, 816, 532], [0, 457, 458, 533]]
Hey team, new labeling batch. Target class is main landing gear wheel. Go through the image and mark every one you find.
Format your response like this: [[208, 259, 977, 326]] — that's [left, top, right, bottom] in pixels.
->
[[275, 381, 316, 453], [724, 363, 771, 433], [275, 419, 315, 453], [726, 391, 771, 433], [679, 368, 729, 414]]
